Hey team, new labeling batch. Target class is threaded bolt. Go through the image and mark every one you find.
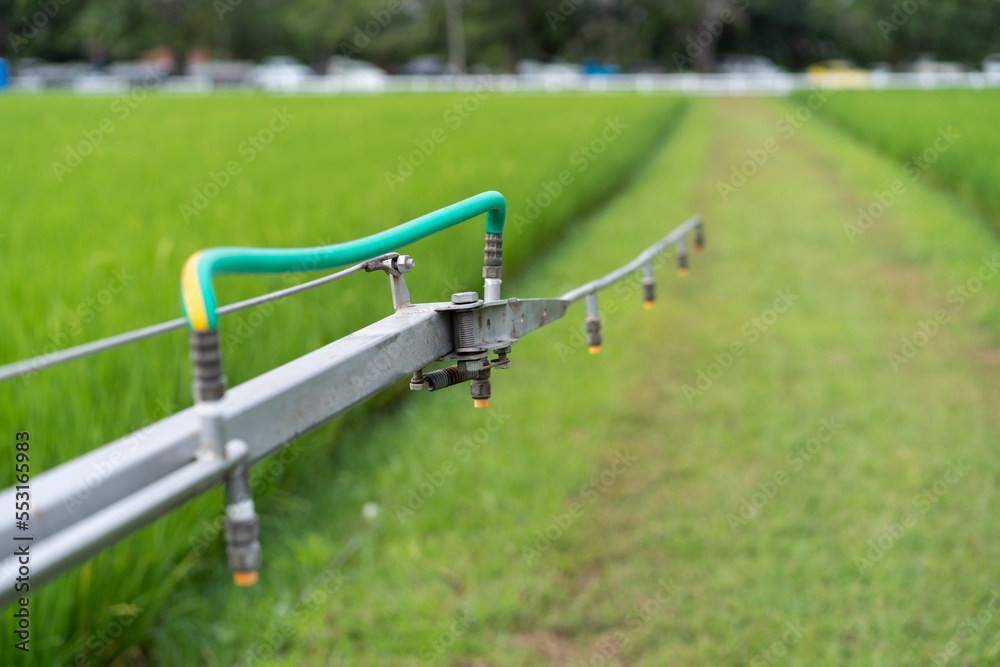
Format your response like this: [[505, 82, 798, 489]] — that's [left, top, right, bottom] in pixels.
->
[[455, 312, 475, 349]]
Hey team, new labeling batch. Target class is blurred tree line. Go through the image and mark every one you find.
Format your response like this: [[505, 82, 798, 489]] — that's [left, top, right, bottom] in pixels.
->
[[1, 0, 997, 70]]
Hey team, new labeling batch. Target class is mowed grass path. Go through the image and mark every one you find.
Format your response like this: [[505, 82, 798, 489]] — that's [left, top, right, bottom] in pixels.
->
[[515, 97, 1000, 665], [149, 94, 1000, 666]]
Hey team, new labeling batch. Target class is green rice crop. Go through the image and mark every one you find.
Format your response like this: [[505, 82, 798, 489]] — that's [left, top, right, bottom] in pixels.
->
[[807, 89, 1000, 222], [0, 92, 685, 665]]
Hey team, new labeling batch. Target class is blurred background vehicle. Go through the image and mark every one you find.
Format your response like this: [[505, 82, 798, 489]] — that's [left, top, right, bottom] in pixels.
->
[[716, 54, 785, 75], [248, 55, 313, 92], [806, 59, 870, 88], [321, 57, 388, 93]]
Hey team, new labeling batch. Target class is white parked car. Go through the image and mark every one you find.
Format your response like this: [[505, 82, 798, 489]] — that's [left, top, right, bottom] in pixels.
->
[[516, 60, 582, 90], [250, 56, 312, 92], [323, 57, 387, 92]]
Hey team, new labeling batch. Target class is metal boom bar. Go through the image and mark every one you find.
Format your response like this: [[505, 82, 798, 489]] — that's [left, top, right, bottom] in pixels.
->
[[0, 215, 704, 607]]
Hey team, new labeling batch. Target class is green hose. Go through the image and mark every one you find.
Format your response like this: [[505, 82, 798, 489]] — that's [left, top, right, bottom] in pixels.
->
[[180, 191, 506, 331]]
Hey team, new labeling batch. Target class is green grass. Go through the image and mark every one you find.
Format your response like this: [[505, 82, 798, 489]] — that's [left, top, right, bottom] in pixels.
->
[[144, 93, 1000, 665], [806, 89, 1000, 223], [147, 101, 714, 666], [8, 89, 1000, 666], [0, 93, 686, 665]]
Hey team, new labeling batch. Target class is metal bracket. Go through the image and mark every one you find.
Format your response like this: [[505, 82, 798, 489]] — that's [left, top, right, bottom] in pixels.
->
[[364, 253, 415, 311]]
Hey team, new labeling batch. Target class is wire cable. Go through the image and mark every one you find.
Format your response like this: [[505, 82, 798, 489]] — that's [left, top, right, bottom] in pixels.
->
[[0, 253, 398, 384]]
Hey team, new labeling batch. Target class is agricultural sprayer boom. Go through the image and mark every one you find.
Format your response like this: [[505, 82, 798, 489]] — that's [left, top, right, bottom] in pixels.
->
[[0, 191, 705, 606]]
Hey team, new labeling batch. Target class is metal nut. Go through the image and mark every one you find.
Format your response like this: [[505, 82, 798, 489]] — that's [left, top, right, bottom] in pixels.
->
[[395, 255, 415, 273]]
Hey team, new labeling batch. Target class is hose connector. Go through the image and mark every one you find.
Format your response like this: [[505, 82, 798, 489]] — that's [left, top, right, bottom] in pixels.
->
[[190, 330, 225, 402], [484, 232, 503, 302]]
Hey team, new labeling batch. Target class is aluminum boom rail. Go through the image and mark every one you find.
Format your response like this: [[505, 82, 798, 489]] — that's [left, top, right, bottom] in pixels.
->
[[560, 214, 702, 302], [0, 215, 705, 607]]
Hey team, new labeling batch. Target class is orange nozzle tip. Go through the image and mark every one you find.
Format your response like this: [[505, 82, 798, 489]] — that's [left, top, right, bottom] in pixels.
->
[[677, 268, 689, 278], [588, 346, 601, 355], [233, 571, 258, 587], [474, 399, 489, 409], [643, 301, 655, 310]]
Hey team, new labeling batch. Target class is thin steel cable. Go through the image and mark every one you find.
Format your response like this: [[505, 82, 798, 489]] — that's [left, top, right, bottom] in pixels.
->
[[0, 253, 398, 384]]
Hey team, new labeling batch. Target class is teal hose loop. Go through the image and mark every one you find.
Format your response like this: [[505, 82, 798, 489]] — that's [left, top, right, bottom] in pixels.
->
[[181, 191, 506, 331]]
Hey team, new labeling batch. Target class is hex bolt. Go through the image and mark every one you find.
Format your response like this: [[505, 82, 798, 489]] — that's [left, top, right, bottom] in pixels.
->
[[471, 367, 491, 408], [452, 292, 478, 351], [455, 312, 475, 350], [451, 291, 478, 305], [493, 345, 512, 370], [585, 292, 602, 354], [642, 263, 655, 310], [676, 238, 689, 278]]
